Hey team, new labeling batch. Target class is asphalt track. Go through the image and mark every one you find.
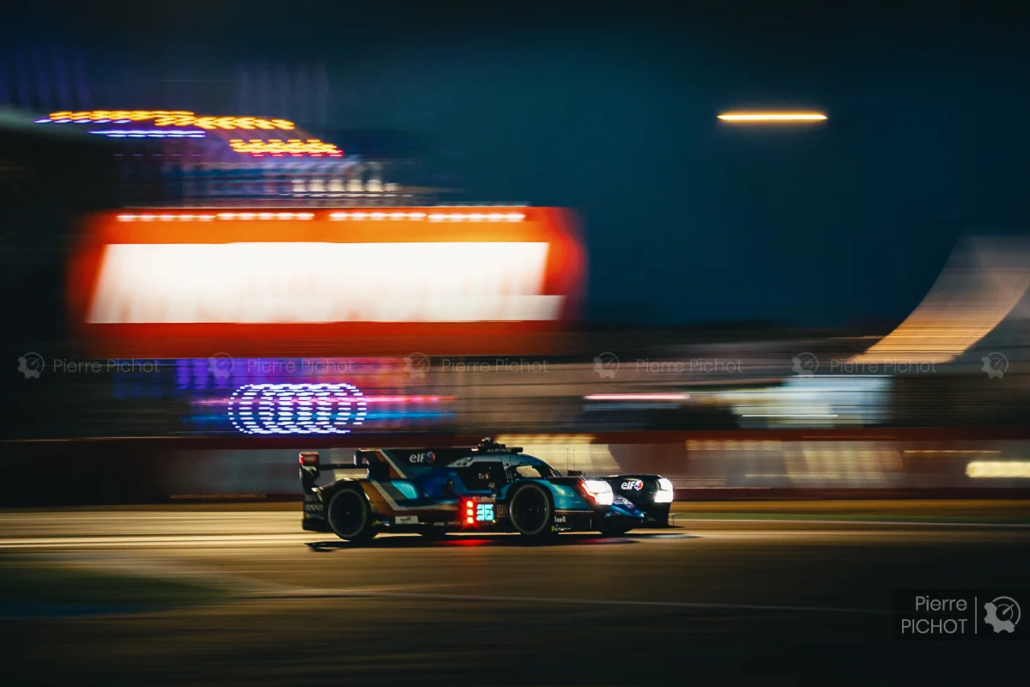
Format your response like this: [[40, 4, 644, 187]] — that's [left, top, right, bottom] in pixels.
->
[[2, 508, 1029, 686]]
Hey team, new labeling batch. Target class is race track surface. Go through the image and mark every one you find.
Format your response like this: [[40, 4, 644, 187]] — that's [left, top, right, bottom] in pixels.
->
[[1, 506, 1028, 685]]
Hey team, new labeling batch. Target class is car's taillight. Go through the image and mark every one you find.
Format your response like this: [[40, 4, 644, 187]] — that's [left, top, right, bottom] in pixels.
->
[[299, 452, 320, 493], [462, 498, 495, 525], [581, 480, 614, 506]]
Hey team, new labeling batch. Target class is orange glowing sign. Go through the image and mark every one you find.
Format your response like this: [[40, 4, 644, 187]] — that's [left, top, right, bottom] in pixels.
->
[[47, 111, 296, 130], [229, 138, 342, 156], [69, 207, 586, 357]]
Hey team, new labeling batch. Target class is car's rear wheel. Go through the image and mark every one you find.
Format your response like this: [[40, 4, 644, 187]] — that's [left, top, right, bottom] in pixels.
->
[[327, 487, 375, 542], [509, 483, 554, 537]]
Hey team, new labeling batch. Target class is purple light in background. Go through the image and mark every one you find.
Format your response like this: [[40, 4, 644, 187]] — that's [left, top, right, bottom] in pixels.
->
[[176, 360, 191, 390], [228, 383, 368, 435], [193, 358, 209, 391]]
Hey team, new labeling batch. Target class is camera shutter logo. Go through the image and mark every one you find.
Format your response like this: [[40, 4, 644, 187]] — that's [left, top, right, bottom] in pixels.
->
[[593, 352, 620, 379], [791, 352, 818, 377], [405, 353, 430, 380], [17, 352, 45, 379], [208, 352, 234, 380], [981, 352, 1008, 380], [984, 596, 1020, 633]]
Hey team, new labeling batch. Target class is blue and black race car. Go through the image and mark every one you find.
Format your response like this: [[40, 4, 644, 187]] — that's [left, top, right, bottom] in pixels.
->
[[300, 438, 675, 542]]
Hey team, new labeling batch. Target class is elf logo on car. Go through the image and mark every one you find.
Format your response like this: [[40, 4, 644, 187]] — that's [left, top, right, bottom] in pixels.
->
[[409, 452, 436, 464], [621, 479, 644, 491]]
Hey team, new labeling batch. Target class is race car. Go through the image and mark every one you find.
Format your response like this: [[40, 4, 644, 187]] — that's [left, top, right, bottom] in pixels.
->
[[300, 438, 675, 541]]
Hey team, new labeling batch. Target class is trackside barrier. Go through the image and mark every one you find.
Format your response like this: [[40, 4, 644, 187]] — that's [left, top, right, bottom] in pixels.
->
[[3, 429, 1030, 505]]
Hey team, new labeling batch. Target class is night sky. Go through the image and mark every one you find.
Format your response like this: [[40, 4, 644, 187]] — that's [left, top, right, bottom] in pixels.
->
[[4, 0, 1028, 329]]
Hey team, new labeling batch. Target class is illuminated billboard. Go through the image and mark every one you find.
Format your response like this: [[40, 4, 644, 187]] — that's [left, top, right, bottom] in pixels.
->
[[69, 207, 586, 357]]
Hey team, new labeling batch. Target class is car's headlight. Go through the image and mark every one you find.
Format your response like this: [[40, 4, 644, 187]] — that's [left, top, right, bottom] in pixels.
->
[[582, 479, 614, 506], [654, 477, 674, 503]]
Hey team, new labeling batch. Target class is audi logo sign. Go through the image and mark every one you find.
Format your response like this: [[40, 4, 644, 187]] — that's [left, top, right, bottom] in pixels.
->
[[228, 383, 367, 435]]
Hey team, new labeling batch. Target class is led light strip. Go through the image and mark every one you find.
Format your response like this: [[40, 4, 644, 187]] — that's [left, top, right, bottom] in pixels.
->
[[718, 112, 827, 122], [116, 213, 314, 222], [90, 129, 206, 138], [584, 394, 691, 401], [43, 111, 296, 130], [214, 212, 315, 221], [329, 211, 525, 222], [114, 211, 524, 222], [228, 383, 367, 435], [230, 138, 342, 157]]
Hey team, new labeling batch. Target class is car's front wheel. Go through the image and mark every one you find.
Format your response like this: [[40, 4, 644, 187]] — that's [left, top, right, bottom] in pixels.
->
[[327, 487, 376, 543], [508, 483, 555, 538]]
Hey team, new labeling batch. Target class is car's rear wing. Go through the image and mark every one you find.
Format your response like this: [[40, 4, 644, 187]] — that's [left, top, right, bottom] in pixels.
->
[[299, 451, 367, 470]]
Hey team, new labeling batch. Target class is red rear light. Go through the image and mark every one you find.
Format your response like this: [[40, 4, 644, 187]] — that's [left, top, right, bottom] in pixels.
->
[[299, 452, 320, 466]]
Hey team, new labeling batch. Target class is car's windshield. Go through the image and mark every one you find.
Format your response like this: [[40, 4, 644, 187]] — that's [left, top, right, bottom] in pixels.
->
[[512, 462, 558, 479]]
